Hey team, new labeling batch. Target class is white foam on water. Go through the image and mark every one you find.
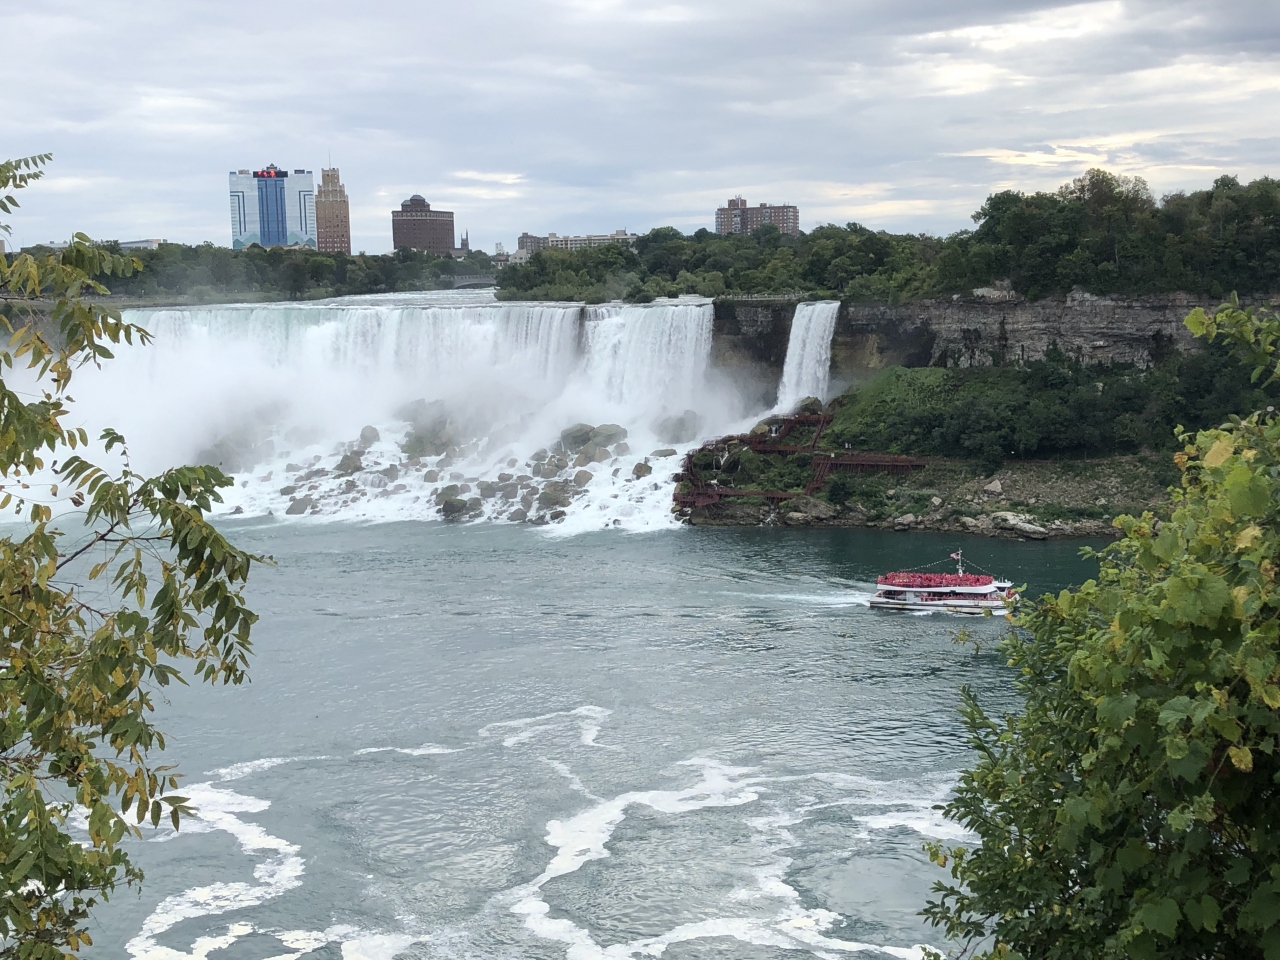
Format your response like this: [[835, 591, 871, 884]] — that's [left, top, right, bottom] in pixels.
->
[[125, 758, 421, 960], [775, 301, 839, 412], [354, 744, 462, 757], [125, 782, 305, 958], [751, 590, 875, 608], [480, 705, 616, 749], [340, 933, 420, 959], [544, 759, 604, 802], [853, 809, 974, 842], [501, 758, 937, 959], [209, 756, 329, 781]]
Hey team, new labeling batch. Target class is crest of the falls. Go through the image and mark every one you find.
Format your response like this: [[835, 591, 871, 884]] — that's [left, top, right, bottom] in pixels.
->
[[774, 300, 839, 412], [69, 292, 754, 532]]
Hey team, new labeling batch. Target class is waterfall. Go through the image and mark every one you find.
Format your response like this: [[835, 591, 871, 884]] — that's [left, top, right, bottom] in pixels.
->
[[68, 292, 748, 531], [774, 301, 839, 413]]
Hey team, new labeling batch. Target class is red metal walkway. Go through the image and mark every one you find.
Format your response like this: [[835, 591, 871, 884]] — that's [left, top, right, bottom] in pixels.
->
[[673, 414, 927, 509]]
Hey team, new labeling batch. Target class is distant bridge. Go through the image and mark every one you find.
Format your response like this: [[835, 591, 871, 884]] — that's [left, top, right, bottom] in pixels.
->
[[449, 274, 496, 289]]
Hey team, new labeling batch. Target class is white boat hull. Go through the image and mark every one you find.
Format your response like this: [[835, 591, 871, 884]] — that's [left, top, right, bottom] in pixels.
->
[[869, 596, 1015, 615]]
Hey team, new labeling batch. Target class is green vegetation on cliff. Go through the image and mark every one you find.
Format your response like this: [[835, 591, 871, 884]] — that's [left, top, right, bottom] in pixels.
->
[[498, 170, 1280, 303], [827, 340, 1276, 470]]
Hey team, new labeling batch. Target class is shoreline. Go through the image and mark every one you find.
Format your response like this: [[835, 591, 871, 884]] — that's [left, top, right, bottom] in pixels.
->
[[676, 452, 1173, 539], [683, 497, 1117, 539]]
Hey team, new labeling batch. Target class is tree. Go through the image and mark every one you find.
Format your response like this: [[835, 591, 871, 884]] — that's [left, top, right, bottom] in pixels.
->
[[924, 297, 1280, 959], [0, 155, 263, 957]]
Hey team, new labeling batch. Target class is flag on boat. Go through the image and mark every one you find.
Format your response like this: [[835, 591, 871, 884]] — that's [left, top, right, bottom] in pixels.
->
[[950, 552, 961, 560]]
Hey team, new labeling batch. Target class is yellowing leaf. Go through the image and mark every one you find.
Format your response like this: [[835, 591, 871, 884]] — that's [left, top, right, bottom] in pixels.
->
[[1203, 438, 1234, 468], [1261, 685, 1280, 709], [1228, 746, 1254, 772], [1232, 586, 1249, 617], [1236, 525, 1263, 550]]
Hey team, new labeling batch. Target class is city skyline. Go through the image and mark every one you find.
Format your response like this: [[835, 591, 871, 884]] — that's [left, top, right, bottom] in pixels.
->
[[7, 1, 1280, 254]]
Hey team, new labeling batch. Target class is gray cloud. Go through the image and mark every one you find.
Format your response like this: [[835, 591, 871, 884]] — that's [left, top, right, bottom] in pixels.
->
[[7, 0, 1279, 253]]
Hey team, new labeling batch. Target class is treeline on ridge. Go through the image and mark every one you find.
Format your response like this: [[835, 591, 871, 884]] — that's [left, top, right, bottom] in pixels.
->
[[498, 169, 1280, 302], [43, 167, 1280, 305], [74, 242, 496, 302]]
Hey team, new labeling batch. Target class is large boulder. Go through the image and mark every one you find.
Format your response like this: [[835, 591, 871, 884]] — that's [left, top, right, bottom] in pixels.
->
[[990, 511, 1048, 539], [435, 484, 460, 501], [440, 497, 468, 519], [655, 410, 700, 444], [589, 424, 627, 447], [335, 452, 363, 476], [650, 448, 677, 458], [359, 425, 381, 447], [285, 496, 314, 515], [560, 423, 595, 452], [793, 396, 824, 415], [788, 495, 837, 520], [573, 469, 594, 487], [632, 462, 653, 479], [538, 481, 573, 509]]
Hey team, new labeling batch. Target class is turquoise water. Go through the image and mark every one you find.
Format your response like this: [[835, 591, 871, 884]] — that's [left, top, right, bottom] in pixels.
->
[[91, 523, 1102, 960]]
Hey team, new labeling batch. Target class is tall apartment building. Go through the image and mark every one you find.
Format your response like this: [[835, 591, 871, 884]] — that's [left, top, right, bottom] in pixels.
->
[[517, 229, 637, 253], [714, 196, 800, 237], [315, 168, 351, 255], [391, 196, 455, 255], [228, 165, 316, 249]]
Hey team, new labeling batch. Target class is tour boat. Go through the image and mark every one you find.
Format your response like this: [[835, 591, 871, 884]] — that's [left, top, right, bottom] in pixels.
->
[[869, 551, 1018, 615]]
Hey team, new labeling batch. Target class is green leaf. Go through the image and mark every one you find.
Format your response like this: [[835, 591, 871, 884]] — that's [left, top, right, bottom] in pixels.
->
[[1137, 897, 1181, 938]]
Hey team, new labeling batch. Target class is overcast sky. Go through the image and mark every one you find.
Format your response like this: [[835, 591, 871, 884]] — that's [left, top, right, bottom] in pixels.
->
[[6, 0, 1280, 254]]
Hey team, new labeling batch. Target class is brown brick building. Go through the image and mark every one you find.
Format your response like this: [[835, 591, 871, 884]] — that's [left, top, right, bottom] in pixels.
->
[[392, 196, 455, 255], [715, 196, 800, 237], [315, 168, 351, 254]]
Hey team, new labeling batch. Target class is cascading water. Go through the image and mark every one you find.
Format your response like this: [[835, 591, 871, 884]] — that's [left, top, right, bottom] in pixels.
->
[[774, 300, 839, 413], [68, 292, 752, 532]]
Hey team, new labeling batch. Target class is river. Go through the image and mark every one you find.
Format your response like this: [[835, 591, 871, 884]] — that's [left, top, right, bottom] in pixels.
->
[[88, 522, 1099, 960]]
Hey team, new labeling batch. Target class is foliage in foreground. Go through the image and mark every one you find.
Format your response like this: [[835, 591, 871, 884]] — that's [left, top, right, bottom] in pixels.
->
[[0, 155, 262, 957], [924, 299, 1280, 958]]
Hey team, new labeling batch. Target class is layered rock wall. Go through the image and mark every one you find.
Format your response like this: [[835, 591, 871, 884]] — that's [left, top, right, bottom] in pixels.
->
[[711, 293, 1241, 390]]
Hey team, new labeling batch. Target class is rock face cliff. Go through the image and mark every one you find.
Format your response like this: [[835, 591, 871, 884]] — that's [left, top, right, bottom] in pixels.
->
[[712, 292, 1249, 396]]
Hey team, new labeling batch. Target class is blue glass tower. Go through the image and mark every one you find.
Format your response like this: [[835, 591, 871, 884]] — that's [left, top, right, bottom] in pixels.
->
[[257, 175, 288, 247]]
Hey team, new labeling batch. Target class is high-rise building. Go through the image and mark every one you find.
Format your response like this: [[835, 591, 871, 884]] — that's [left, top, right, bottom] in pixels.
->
[[391, 196, 454, 255], [715, 197, 800, 237], [315, 168, 351, 255], [228, 165, 316, 249]]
